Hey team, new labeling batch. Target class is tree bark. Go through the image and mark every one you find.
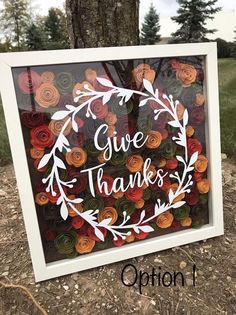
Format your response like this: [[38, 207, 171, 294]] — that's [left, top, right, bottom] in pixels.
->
[[65, 0, 139, 48]]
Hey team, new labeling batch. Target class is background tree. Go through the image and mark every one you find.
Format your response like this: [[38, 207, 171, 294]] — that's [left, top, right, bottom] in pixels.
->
[[216, 38, 231, 58], [171, 0, 221, 43], [232, 28, 236, 59], [44, 8, 70, 49], [25, 22, 45, 50], [140, 3, 161, 45], [0, 0, 30, 50], [65, 0, 139, 48]]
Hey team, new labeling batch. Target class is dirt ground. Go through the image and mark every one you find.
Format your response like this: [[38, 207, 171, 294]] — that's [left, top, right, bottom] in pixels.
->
[[0, 157, 235, 315]]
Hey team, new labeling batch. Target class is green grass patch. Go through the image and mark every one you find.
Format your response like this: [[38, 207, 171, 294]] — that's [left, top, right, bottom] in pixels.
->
[[0, 103, 11, 165]]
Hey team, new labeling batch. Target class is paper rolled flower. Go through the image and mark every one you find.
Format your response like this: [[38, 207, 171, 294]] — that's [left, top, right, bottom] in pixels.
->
[[156, 211, 174, 228], [185, 191, 199, 205], [195, 93, 205, 106], [189, 106, 205, 126], [85, 68, 97, 84], [35, 192, 49, 205], [49, 117, 72, 136], [111, 99, 133, 116], [90, 100, 108, 119], [110, 151, 127, 166], [87, 226, 107, 242], [187, 138, 202, 156], [96, 175, 114, 197], [197, 179, 210, 194], [35, 83, 60, 108], [75, 235, 95, 254], [97, 151, 106, 164], [132, 63, 156, 87], [125, 186, 144, 202], [135, 199, 145, 209], [54, 230, 77, 255], [33, 159, 47, 172], [146, 130, 162, 149], [126, 155, 144, 173], [67, 195, 83, 216], [66, 147, 87, 167], [135, 229, 150, 240], [158, 159, 166, 168], [168, 183, 185, 202], [173, 205, 190, 220], [67, 171, 87, 194], [165, 158, 178, 170], [112, 191, 124, 199], [72, 81, 94, 103], [84, 196, 104, 211], [186, 125, 194, 137], [113, 237, 126, 247], [44, 229, 56, 241], [160, 139, 177, 159], [176, 103, 185, 120], [98, 207, 118, 225], [136, 117, 152, 134], [84, 139, 100, 157], [165, 78, 183, 98], [194, 172, 203, 182], [30, 147, 44, 159], [116, 116, 136, 137], [104, 195, 116, 207], [55, 72, 74, 94], [105, 112, 117, 125], [180, 217, 192, 227], [21, 111, 48, 129], [41, 71, 55, 83], [194, 155, 208, 173], [176, 63, 197, 87], [143, 188, 152, 201], [30, 125, 55, 150], [107, 125, 116, 138], [71, 216, 85, 229], [18, 70, 41, 94], [115, 197, 136, 216], [125, 231, 135, 243]]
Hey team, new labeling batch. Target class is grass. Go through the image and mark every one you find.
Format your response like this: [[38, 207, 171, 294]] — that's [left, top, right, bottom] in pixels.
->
[[0, 58, 235, 165]]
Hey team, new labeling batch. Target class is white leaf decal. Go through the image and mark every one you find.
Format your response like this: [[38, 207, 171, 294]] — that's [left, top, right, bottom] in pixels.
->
[[124, 91, 133, 102], [60, 202, 68, 220], [189, 151, 198, 166], [139, 98, 148, 107], [183, 109, 188, 126], [171, 201, 186, 209], [61, 135, 69, 147], [96, 77, 113, 87], [72, 119, 78, 132], [99, 217, 112, 227], [176, 155, 185, 163], [168, 189, 174, 203], [55, 156, 66, 169], [69, 197, 83, 204], [56, 196, 63, 205], [168, 120, 179, 128], [102, 92, 112, 104], [143, 79, 154, 95], [94, 227, 105, 241], [65, 105, 75, 111], [139, 225, 154, 233], [133, 226, 139, 233], [140, 210, 146, 222], [51, 110, 70, 120], [38, 153, 51, 169]]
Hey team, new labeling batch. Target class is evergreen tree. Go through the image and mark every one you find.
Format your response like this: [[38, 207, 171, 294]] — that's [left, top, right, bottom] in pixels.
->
[[25, 23, 45, 51], [171, 0, 221, 43], [232, 28, 236, 59], [44, 8, 70, 49], [0, 0, 30, 50], [140, 3, 161, 45]]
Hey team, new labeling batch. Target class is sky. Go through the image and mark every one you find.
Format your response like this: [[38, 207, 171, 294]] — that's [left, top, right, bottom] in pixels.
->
[[30, 0, 236, 41]]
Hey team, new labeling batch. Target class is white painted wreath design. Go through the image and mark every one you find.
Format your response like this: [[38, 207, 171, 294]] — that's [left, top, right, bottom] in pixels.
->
[[38, 78, 198, 241]]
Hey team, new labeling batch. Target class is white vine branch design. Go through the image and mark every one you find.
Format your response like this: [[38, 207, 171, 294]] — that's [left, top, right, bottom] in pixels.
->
[[37, 77, 198, 241]]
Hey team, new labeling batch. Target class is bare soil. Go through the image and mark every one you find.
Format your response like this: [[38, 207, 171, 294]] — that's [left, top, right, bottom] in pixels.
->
[[0, 158, 235, 315]]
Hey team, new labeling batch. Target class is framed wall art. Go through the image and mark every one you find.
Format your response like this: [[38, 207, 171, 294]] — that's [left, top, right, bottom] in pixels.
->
[[0, 43, 223, 282]]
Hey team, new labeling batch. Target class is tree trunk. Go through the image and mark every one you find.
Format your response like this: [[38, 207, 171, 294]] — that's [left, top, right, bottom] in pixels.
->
[[65, 0, 139, 48]]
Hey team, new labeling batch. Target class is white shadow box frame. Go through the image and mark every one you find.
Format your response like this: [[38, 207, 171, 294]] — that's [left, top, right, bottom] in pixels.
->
[[0, 43, 223, 282]]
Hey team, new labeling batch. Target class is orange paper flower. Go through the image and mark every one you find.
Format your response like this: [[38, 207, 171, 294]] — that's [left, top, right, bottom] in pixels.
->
[[66, 147, 87, 167], [195, 93, 205, 106], [105, 112, 117, 125], [35, 83, 60, 108], [107, 125, 116, 137], [35, 192, 49, 205], [197, 179, 210, 194], [72, 81, 94, 103], [126, 155, 144, 173], [156, 211, 174, 228], [41, 71, 55, 83], [112, 191, 124, 199], [186, 125, 194, 137], [49, 117, 72, 136], [75, 236, 95, 254], [146, 131, 162, 149], [176, 63, 197, 87], [98, 207, 118, 225], [180, 217, 192, 227], [67, 195, 83, 217], [126, 232, 135, 243], [168, 183, 185, 202], [85, 68, 97, 84], [132, 64, 156, 86], [30, 147, 44, 159], [194, 155, 208, 173], [135, 199, 145, 209]]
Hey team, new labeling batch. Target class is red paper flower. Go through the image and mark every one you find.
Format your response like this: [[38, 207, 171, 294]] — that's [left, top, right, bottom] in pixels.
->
[[135, 229, 150, 240], [165, 158, 178, 169], [113, 237, 125, 247], [103, 195, 116, 207], [90, 100, 108, 119], [187, 138, 202, 156], [71, 216, 85, 229], [18, 70, 41, 94], [185, 191, 199, 205], [44, 229, 56, 241], [87, 226, 107, 241], [30, 125, 55, 150], [125, 186, 144, 202]]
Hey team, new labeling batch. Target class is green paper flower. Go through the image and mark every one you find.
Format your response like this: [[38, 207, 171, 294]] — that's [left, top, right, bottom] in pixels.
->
[[115, 197, 135, 216], [173, 205, 190, 221], [111, 99, 133, 116], [136, 116, 152, 134], [110, 151, 128, 166], [143, 188, 152, 201], [84, 196, 104, 211], [165, 78, 183, 98], [192, 218, 205, 229], [54, 230, 77, 255], [160, 139, 177, 159], [55, 72, 74, 94], [85, 139, 100, 157]]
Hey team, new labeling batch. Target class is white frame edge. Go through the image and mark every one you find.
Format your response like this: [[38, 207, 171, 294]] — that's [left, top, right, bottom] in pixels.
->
[[0, 43, 224, 282]]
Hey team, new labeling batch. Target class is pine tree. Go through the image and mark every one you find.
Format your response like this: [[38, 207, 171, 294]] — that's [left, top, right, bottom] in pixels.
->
[[0, 0, 30, 50], [171, 0, 221, 43], [232, 28, 236, 59], [25, 23, 45, 51], [140, 3, 161, 45], [44, 8, 70, 49]]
